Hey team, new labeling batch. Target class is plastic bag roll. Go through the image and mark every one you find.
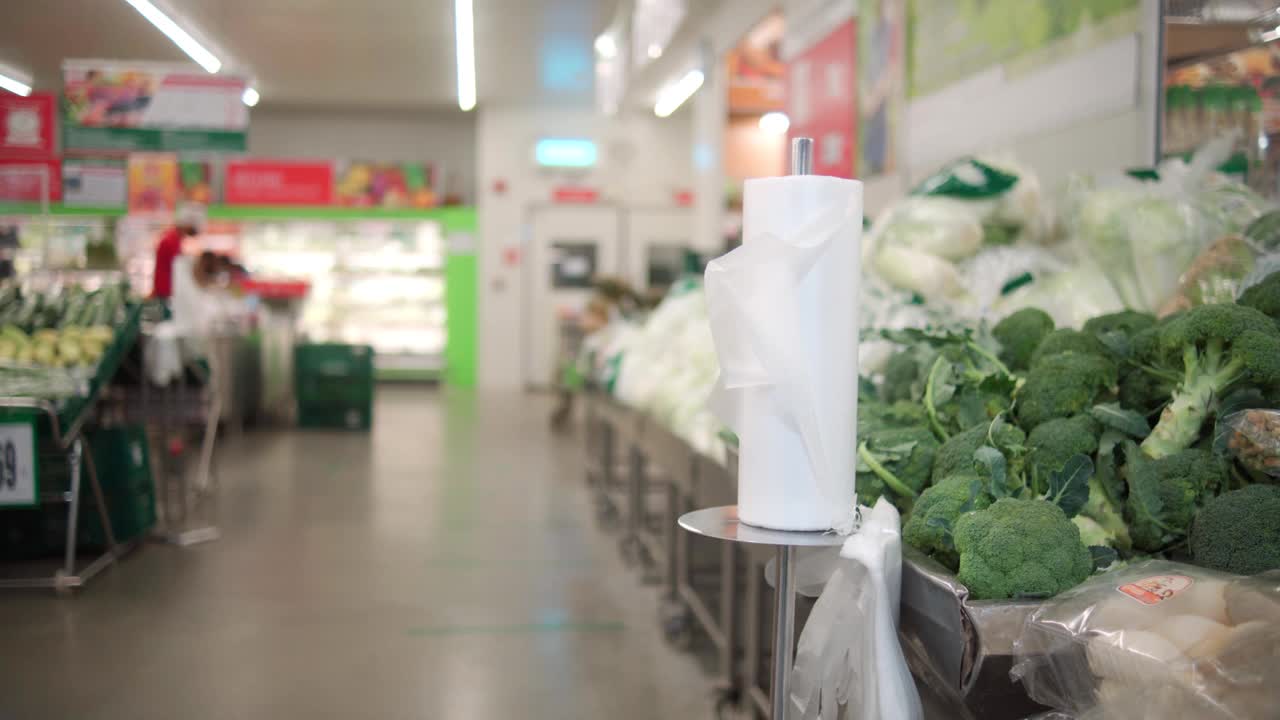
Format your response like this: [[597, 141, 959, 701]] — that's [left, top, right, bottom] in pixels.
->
[[706, 175, 862, 532]]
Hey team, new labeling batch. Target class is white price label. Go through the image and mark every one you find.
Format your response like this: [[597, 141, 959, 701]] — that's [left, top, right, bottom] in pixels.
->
[[0, 422, 36, 507]]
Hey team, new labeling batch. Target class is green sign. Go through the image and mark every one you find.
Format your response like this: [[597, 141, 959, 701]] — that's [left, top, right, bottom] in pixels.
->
[[63, 126, 246, 153]]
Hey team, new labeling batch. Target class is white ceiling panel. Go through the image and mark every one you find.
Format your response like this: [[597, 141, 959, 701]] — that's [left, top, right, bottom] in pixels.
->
[[0, 0, 617, 109]]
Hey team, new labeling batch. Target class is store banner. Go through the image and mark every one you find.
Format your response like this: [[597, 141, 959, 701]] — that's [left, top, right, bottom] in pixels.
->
[[62, 159, 127, 207], [0, 159, 62, 202], [727, 15, 787, 113], [127, 152, 179, 214], [62, 61, 248, 153], [0, 93, 57, 160], [335, 162, 437, 208], [179, 158, 214, 205], [224, 159, 334, 206], [787, 20, 857, 179]]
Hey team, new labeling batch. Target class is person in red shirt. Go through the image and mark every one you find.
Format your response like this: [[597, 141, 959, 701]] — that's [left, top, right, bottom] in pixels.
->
[[151, 215, 199, 299]]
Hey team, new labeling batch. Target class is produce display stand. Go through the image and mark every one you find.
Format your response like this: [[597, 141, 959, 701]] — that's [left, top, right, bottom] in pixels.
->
[[0, 302, 143, 591]]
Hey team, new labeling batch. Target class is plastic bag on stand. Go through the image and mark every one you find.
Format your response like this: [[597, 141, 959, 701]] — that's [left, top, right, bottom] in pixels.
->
[[789, 498, 923, 720]]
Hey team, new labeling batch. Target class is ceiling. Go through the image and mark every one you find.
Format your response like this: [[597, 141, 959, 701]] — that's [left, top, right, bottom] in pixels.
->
[[0, 0, 618, 110]]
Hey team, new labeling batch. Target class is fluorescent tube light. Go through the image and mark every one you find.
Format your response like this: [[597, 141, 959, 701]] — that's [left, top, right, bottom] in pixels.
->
[[455, 0, 476, 111], [654, 69, 703, 118], [122, 0, 222, 73], [242, 87, 260, 107], [0, 72, 32, 97]]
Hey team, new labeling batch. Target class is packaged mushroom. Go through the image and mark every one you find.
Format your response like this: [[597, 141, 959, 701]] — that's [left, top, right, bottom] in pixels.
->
[[1010, 560, 1280, 720]]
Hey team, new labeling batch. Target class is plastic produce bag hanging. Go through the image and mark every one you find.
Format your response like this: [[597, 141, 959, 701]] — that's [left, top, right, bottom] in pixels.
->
[[705, 171, 862, 533]]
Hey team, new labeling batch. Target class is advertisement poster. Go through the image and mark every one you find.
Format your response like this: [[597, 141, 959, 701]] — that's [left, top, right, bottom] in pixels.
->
[[908, 0, 1139, 99], [0, 93, 56, 160], [788, 20, 857, 178], [858, 0, 904, 177], [126, 152, 178, 214], [62, 159, 127, 207], [179, 159, 214, 205], [224, 159, 334, 206], [335, 162, 437, 208], [727, 13, 787, 113], [62, 61, 248, 153], [0, 160, 62, 203]]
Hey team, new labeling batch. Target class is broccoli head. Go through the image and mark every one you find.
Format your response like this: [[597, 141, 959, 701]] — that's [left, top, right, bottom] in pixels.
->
[[1118, 367, 1173, 416], [1031, 329, 1111, 368], [953, 497, 1094, 600], [881, 351, 921, 403], [1026, 414, 1102, 494], [902, 472, 993, 570], [1138, 304, 1280, 458], [1083, 310, 1158, 339], [1016, 352, 1118, 430], [992, 307, 1055, 371], [856, 426, 939, 510], [1125, 448, 1226, 552], [931, 421, 1026, 484], [1190, 484, 1280, 575], [1237, 270, 1280, 323]]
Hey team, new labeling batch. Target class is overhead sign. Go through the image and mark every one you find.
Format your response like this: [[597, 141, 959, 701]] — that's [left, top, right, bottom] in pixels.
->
[[224, 159, 334, 206], [335, 162, 437, 208], [126, 152, 179, 214], [62, 60, 248, 153], [535, 138, 598, 168], [0, 93, 57, 160], [552, 186, 599, 204], [63, 159, 127, 207], [787, 20, 857, 178], [0, 160, 62, 203]]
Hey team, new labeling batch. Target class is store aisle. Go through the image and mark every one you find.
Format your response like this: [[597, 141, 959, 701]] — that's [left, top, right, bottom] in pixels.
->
[[0, 389, 715, 720]]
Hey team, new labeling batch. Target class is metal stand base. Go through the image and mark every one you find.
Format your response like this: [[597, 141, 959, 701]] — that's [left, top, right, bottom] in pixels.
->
[[679, 505, 845, 720]]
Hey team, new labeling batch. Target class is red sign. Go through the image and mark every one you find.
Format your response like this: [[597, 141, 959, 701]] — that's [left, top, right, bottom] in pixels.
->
[[552, 186, 599, 204], [0, 159, 62, 202], [787, 20, 857, 178], [674, 189, 694, 207], [0, 93, 56, 160], [224, 159, 334, 206]]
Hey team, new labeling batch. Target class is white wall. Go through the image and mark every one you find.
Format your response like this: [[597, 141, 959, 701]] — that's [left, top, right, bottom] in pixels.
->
[[247, 105, 478, 201], [476, 106, 694, 390]]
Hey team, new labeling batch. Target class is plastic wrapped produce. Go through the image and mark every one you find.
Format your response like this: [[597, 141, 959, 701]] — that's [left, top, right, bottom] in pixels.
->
[[1011, 560, 1280, 720]]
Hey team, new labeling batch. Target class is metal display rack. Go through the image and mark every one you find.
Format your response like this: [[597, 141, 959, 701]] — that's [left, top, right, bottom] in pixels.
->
[[0, 302, 143, 591]]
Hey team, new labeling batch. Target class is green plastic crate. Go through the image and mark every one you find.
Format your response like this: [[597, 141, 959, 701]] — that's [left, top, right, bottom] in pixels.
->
[[294, 344, 375, 409], [297, 404, 372, 431]]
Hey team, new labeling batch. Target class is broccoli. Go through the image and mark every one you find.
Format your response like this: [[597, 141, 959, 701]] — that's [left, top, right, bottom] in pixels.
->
[[992, 307, 1054, 371], [1016, 352, 1118, 430], [1125, 448, 1226, 552], [953, 497, 1094, 600], [1237, 270, 1280, 322], [1072, 515, 1111, 548], [902, 472, 992, 570], [1118, 367, 1173, 416], [857, 400, 929, 435], [931, 421, 1026, 484], [881, 351, 921, 403], [1080, 477, 1131, 552], [1082, 310, 1157, 339], [1136, 304, 1280, 458], [1190, 484, 1280, 575], [1030, 329, 1111, 368], [856, 426, 939, 509], [1026, 414, 1102, 494]]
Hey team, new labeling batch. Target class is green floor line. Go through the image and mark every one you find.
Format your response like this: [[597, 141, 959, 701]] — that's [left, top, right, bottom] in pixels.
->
[[406, 621, 625, 637]]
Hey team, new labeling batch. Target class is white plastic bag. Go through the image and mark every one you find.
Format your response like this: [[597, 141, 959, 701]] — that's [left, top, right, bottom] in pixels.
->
[[789, 499, 923, 720]]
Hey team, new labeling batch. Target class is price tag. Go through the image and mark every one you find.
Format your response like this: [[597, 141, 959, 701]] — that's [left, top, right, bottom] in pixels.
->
[[0, 420, 38, 508]]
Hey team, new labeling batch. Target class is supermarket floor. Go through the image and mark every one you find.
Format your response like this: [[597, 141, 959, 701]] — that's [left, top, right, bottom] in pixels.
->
[[0, 388, 716, 720]]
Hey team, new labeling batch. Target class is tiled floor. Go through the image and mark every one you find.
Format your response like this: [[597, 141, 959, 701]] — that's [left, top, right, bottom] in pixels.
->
[[0, 389, 715, 719]]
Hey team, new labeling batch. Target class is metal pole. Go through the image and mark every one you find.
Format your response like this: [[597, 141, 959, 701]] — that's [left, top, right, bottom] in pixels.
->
[[791, 137, 813, 176], [63, 439, 84, 577], [770, 544, 797, 719]]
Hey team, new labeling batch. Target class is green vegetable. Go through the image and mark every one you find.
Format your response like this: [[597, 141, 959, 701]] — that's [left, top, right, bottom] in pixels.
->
[[902, 472, 992, 570], [856, 426, 938, 509], [1125, 448, 1225, 552], [1237, 270, 1280, 322], [1190, 485, 1280, 575], [1030, 329, 1111, 369], [1080, 477, 1131, 552], [992, 307, 1054, 371], [1082, 310, 1157, 339], [1025, 414, 1101, 494], [953, 497, 1093, 600], [1137, 304, 1280, 459], [1118, 367, 1173, 416], [881, 351, 920, 402], [931, 420, 1026, 484], [1016, 352, 1117, 430]]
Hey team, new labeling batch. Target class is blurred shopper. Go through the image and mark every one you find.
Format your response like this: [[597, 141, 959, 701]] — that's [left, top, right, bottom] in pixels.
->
[[151, 206, 202, 300]]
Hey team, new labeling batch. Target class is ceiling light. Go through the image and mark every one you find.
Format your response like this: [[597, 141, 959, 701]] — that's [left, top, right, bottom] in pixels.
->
[[455, 0, 476, 111], [0, 71, 32, 97], [654, 69, 703, 118], [595, 34, 618, 59], [241, 87, 260, 107], [759, 111, 790, 135], [647, 44, 663, 59], [122, 0, 222, 73]]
